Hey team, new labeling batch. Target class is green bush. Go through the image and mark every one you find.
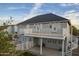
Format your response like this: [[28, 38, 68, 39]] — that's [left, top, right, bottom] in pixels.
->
[[19, 51, 35, 56], [0, 31, 15, 55]]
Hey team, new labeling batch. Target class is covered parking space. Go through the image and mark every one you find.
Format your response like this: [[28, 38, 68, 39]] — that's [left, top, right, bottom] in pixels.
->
[[28, 46, 62, 56], [25, 34, 65, 56]]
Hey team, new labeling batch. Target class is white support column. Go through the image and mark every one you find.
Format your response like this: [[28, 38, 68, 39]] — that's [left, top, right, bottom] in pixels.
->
[[40, 38, 43, 55], [31, 37, 33, 47], [26, 37, 29, 50], [62, 39, 64, 56], [71, 24, 72, 56]]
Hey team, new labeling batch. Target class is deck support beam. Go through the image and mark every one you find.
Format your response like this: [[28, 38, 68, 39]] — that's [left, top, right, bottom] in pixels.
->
[[40, 38, 43, 55], [62, 39, 64, 56]]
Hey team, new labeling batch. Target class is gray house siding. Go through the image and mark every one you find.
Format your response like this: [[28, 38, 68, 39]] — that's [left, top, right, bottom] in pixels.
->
[[43, 39, 62, 49], [31, 37, 62, 49], [17, 21, 69, 50]]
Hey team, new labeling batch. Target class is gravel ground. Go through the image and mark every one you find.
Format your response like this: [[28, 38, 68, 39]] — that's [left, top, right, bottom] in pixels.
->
[[72, 46, 79, 56]]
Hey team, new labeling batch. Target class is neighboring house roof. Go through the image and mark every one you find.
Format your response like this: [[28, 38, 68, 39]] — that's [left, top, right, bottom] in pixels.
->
[[17, 13, 71, 25]]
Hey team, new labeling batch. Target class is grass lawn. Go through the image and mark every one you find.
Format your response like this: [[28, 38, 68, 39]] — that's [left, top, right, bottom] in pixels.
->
[[0, 50, 35, 56], [15, 50, 36, 56]]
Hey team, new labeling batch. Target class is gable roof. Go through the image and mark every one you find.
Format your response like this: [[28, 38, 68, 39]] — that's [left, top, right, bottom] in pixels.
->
[[17, 13, 71, 25]]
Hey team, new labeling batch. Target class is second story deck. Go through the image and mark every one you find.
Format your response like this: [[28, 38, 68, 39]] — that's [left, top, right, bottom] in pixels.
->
[[21, 27, 67, 40]]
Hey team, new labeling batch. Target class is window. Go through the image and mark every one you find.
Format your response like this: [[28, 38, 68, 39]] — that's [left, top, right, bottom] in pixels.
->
[[49, 40, 51, 43], [56, 40, 58, 44], [48, 40, 51, 44], [59, 40, 62, 44], [54, 27, 56, 30], [29, 38, 32, 41], [48, 40, 50, 43], [53, 40, 54, 44], [34, 25, 36, 28], [50, 25, 52, 29], [48, 39, 59, 44], [54, 40, 56, 44], [29, 25, 33, 28], [53, 40, 57, 44], [37, 25, 39, 30]]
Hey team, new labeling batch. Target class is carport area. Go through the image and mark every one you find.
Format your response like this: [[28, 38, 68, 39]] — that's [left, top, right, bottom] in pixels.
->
[[24, 35, 65, 56], [28, 46, 62, 56]]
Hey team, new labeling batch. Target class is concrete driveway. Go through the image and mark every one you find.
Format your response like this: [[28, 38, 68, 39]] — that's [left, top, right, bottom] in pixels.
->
[[28, 47, 62, 56]]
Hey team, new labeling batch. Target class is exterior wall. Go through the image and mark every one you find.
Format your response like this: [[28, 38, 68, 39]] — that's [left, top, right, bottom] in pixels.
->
[[14, 25, 18, 32], [17, 24, 33, 35], [7, 25, 18, 34], [17, 21, 71, 50], [66, 23, 71, 40], [43, 39, 62, 49], [78, 37, 79, 45], [77, 37, 79, 45], [7, 26, 13, 33], [25, 25, 33, 34], [39, 23, 62, 33], [16, 35, 34, 50], [33, 37, 62, 49], [33, 37, 40, 46], [72, 36, 78, 50], [22, 22, 68, 36], [17, 24, 25, 34], [22, 37, 34, 50], [63, 23, 71, 55]]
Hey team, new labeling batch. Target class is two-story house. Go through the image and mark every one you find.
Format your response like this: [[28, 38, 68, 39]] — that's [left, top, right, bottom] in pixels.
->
[[17, 13, 73, 56]]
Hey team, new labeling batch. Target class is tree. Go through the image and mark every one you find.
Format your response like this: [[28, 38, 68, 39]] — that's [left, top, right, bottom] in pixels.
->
[[0, 20, 15, 55], [0, 31, 15, 55], [72, 26, 79, 36]]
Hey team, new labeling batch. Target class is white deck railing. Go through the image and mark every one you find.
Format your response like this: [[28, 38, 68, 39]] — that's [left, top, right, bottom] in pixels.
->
[[23, 28, 67, 39]]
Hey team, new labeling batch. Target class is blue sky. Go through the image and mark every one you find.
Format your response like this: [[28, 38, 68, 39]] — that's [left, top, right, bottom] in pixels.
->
[[0, 3, 79, 28], [0, 3, 78, 18], [0, 3, 33, 16]]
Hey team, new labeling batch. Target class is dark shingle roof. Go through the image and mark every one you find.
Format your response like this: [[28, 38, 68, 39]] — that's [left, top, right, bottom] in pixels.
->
[[17, 13, 71, 25]]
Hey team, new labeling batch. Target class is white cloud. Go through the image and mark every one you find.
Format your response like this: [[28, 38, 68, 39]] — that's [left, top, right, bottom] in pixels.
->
[[15, 3, 44, 24], [24, 3, 58, 20], [60, 3, 79, 6], [63, 10, 79, 29], [23, 3, 43, 20], [6, 6, 27, 10], [64, 10, 76, 14], [60, 4, 68, 6], [28, 3, 43, 16], [7, 7, 18, 10]]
